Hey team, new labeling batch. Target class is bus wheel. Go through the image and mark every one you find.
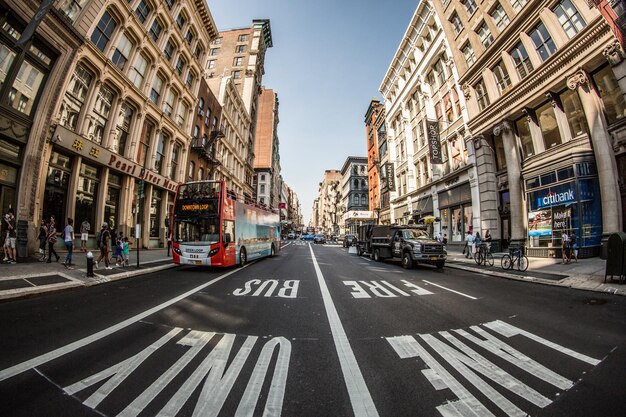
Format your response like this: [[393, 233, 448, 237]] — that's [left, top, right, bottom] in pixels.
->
[[240, 248, 247, 266], [270, 244, 275, 257]]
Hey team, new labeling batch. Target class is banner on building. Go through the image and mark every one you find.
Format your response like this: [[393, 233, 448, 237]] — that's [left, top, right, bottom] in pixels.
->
[[552, 207, 571, 231], [278, 202, 286, 209], [385, 163, 396, 191], [426, 119, 443, 164]]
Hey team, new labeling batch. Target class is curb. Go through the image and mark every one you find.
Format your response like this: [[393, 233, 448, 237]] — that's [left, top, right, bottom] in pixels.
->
[[85, 263, 178, 285], [445, 262, 626, 296]]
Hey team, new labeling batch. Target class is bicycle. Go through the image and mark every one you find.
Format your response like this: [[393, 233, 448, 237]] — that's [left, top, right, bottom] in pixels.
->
[[474, 243, 494, 266], [501, 248, 529, 272]]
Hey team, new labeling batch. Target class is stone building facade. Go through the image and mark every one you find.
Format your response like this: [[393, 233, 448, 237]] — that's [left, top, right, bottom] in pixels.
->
[[253, 87, 281, 209], [364, 98, 384, 221], [432, 0, 624, 256], [313, 169, 341, 234], [340, 156, 372, 235]]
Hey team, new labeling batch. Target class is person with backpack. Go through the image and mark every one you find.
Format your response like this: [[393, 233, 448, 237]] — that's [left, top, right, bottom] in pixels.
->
[[46, 217, 60, 263], [63, 218, 75, 269], [96, 223, 112, 269], [38, 218, 47, 261]]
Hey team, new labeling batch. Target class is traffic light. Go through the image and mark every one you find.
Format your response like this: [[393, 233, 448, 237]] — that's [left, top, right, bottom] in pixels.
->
[[138, 180, 145, 199]]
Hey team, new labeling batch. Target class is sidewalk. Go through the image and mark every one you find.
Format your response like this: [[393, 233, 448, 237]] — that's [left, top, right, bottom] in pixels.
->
[[0, 248, 175, 301], [445, 251, 625, 296]]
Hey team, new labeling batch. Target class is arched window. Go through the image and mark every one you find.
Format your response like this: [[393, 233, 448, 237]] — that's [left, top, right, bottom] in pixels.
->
[[198, 167, 204, 181], [353, 179, 359, 189], [198, 98, 204, 115], [188, 161, 195, 181]]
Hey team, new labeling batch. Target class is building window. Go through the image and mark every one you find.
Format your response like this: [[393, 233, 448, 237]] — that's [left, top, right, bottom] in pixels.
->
[[510, 0, 529, 12], [175, 57, 185, 76], [235, 45, 245, 53], [233, 56, 243, 66], [493, 136, 507, 170], [61, 64, 92, 130], [561, 89, 587, 137], [536, 102, 562, 149], [260, 184, 266, 194], [186, 70, 195, 88], [129, 53, 147, 89], [170, 143, 180, 180], [529, 22, 557, 62], [477, 22, 494, 48], [592, 66, 626, 124], [450, 12, 463, 35], [434, 59, 445, 85], [491, 3, 510, 30], [43, 152, 71, 231], [111, 33, 133, 70], [463, 0, 478, 14], [554, 0, 586, 39], [90, 84, 114, 145], [208, 59, 216, 69], [185, 29, 194, 45], [188, 161, 195, 181], [75, 163, 100, 233], [233, 70, 241, 79], [194, 44, 203, 59], [205, 108, 211, 127], [238, 34, 248, 42], [163, 89, 175, 117], [492, 61, 512, 95], [115, 103, 133, 156], [474, 79, 490, 110], [134, 0, 151, 23], [176, 13, 186, 29], [213, 37, 222, 45], [462, 42, 475, 65], [197, 98, 204, 115], [91, 10, 117, 52], [137, 121, 153, 168], [515, 117, 534, 158], [210, 48, 219, 56], [163, 39, 175, 60], [510, 41, 534, 78], [149, 19, 162, 42], [150, 74, 163, 104], [176, 102, 187, 128], [154, 132, 167, 174], [165, 0, 175, 9], [60, 0, 88, 22]]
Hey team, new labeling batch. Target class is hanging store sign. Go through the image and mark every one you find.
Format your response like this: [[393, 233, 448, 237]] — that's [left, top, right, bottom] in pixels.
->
[[385, 163, 396, 191], [53, 125, 179, 192], [426, 119, 443, 164]]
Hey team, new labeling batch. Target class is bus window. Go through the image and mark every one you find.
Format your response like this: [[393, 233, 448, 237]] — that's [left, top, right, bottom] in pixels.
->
[[223, 220, 234, 244]]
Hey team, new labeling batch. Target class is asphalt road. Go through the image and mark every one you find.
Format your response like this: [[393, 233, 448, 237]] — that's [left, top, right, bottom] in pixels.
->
[[0, 241, 625, 417]]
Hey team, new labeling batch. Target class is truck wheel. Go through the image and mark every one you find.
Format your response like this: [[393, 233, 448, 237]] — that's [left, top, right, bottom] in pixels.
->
[[402, 252, 413, 269], [436, 261, 444, 269], [369, 250, 375, 260], [374, 249, 381, 262]]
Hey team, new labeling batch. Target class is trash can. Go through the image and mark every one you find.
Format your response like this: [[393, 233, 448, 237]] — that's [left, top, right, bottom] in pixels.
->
[[16, 220, 28, 260], [605, 232, 626, 283]]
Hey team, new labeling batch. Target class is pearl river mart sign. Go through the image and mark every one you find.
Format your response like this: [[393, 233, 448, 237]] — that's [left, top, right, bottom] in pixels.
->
[[53, 125, 179, 193]]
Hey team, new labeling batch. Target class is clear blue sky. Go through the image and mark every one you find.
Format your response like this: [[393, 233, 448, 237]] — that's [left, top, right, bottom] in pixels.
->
[[209, 0, 418, 224]]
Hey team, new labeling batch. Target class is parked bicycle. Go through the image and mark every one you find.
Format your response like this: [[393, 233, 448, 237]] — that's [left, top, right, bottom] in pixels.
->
[[501, 248, 529, 271], [474, 243, 494, 266]]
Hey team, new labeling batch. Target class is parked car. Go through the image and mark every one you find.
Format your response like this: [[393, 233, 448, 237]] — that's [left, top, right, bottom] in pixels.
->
[[287, 232, 296, 239], [343, 234, 357, 248], [301, 233, 316, 241], [313, 234, 326, 244]]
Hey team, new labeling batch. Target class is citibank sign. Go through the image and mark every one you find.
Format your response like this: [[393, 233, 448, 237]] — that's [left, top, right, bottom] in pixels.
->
[[537, 189, 575, 208]]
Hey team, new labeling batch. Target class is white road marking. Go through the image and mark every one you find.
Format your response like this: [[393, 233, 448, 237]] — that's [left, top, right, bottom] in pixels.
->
[[308, 244, 379, 417], [400, 280, 433, 296], [0, 267, 244, 382], [422, 280, 477, 300], [484, 320, 601, 366], [117, 330, 216, 417], [380, 281, 411, 296]]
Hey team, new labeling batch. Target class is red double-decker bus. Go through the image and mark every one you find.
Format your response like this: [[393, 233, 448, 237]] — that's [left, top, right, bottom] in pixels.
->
[[170, 180, 280, 267]]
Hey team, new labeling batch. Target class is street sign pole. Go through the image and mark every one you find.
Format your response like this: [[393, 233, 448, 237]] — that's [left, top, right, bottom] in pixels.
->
[[137, 179, 145, 268]]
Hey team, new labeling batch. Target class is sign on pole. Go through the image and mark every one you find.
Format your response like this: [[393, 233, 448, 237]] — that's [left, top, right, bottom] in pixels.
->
[[426, 119, 443, 164]]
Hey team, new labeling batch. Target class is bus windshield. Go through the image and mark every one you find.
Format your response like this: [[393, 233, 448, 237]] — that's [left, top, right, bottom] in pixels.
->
[[173, 181, 221, 245]]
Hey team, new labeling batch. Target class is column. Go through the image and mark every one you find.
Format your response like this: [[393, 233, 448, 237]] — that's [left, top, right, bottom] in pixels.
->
[[472, 135, 500, 249], [493, 120, 525, 245], [567, 69, 623, 236]]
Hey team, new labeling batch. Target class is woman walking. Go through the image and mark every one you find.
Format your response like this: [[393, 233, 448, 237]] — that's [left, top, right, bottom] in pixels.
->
[[38, 218, 48, 261], [63, 218, 75, 269], [46, 217, 60, 263]]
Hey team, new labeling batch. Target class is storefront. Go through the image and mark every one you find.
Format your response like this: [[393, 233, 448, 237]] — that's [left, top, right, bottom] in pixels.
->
[[525, 161, 602, 258], [343, 210, 375, 235], [42, 125, 179, 249], [438, 182, 472, 246]]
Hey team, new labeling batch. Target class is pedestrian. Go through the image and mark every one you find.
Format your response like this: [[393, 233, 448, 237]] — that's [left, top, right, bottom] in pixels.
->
[[4, 208, 17, 263], [167, 232, 172, 257], [80, 218, 90, 252], [96, 223, 111, 269], [114, 232, 124, 266], [46, 217, 60, 263], [63, 218, 75, 269], [484, 229, 492, 252], [561, 230, 570, 264], [38, 218, 48, 261], [122, 236, 130, 266], [2, 210, 10, 263], [442, 234, 448, 245], [570, 233, 579, 263], [465, 230, 475, 259], [474, 232, 482, 255]]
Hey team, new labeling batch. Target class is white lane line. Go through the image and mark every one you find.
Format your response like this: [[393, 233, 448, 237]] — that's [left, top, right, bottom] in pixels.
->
[[308, 244, 379, 417], [0, 267, 245, 382], [422, 280, 477, 300]]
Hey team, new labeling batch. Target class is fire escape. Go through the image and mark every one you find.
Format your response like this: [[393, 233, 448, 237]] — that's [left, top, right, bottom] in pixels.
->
[[190, 129, 225, 175]]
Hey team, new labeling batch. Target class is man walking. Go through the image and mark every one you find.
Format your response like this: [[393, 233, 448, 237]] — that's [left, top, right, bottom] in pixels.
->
[[5, 209, 17, 264], [63, 218, 75, 269], [96, 223, 112, 269]]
